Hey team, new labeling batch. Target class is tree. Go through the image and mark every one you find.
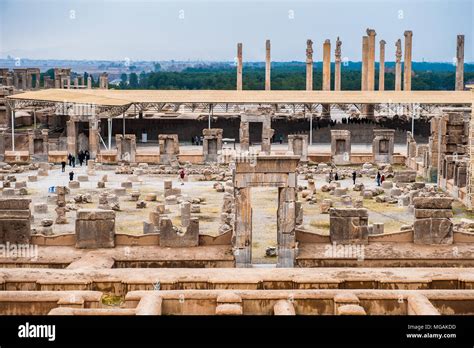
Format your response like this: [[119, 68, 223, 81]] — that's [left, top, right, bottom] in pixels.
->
[[120, 73, 128, 88], [129, 73, 139, 89]]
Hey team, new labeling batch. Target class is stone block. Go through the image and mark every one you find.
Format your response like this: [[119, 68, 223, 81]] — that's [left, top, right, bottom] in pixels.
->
[[121, 181, 133, 188], [145, 193, 157, 201], [2, 188, 15, 196], [334, 187, 348, 197], [28, 175, 37, 182], [381, 181, 393, 189], [34, 203, 48, 214], [159, 217, 199, 248], [114, 188, 126, 196], [372, 222, 384, 235], [329, 208, 368, 244], [75, 209, 115, 248], [77, 175, 88, 182], [414, 218, 453, 244], [68, 181, 80, 189], [415, 209, 453, 219], [413, 197, 453, 210]]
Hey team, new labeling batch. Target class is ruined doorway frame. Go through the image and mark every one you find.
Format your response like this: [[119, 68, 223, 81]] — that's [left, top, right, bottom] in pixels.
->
[[232, 155, 300, 268]]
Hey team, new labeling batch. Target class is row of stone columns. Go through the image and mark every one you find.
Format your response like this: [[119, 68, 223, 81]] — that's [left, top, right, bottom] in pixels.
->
[[235, 30, 467, 93]]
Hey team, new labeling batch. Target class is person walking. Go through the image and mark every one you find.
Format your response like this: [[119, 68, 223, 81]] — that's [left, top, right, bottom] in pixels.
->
[[78, 151, 84, 166], [71, 155, 76, 168], [67, 153, 72, 167], [381, 174, 385, 185], [335, 172, 339, 181], [376, 171, 381, 186], [179, 168, 185, 185], [352, 170, 357, 185], [61, 161, 66, 172], [69, 170, 74, 181], [329, 170, 333, 183]]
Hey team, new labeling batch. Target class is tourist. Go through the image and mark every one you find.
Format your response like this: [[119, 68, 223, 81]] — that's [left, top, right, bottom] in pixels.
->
[[191, 136, 195, 145], [381, 174, 385, 185], [61, 161, 66, 172], [335, 172, 339, 181], [352, 170, 357, 185], [376, 171, 381, 186], [85, 150, 90, 162], [78, 150, 84, 166], [67, 153, 72, 166], [200, 136, 204, 145], [179, 168, 185, 185], [329, 170, 333, 183], [279, 135, 283, 144], [72, 155, 76, 168], [69, 171, 74, 181]]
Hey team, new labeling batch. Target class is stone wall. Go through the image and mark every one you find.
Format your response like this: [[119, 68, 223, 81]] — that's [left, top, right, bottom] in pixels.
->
[[0, 198, 31, 244], [413, 197, 453, 245]]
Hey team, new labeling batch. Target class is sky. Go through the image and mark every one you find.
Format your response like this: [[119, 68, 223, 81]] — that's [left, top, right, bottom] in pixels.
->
[[0, 0, 473, 62]]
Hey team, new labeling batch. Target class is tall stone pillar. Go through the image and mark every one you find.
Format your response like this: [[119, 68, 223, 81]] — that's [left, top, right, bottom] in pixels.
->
[[234, 187, 252, 267], [395, 39, 402, 91], [89, 119, 99, 159], [277, 187, 296, 267], [239, 119, 249, 151], [322, 39, 331, 91], [261, 114, 274, 154], [265, 40, 271, 91], [87, 76, 92, 89], [236, 43, 243, 91], [305, 40, 313, 91], [379, 40, 386, 91], [403, 30, 413, 91], [366, 29, 376, 91], [361, 36, 368, 91], [334, 37, 342, 91], [322, 39, 331, 117], [66, 118, 77, 156], [456, 35, 465, 91]]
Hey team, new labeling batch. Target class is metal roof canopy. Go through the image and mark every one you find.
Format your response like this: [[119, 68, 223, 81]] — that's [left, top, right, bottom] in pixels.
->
[[6, 89, 473, 106]]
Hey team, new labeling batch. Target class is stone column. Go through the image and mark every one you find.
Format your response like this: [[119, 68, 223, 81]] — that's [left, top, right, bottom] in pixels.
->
[[239, 119, 249, 151], [87, 76, 92, 89], [322, 39, 331, 117], [236, 43, 243, 91], [305, 39, 313, 91], [234, 187, 252, 267], [265, 40, 271, 91], [66, 118, 77, 156], [403, 30, 413, 91], [395, 39, 402, 91], [41, 129, 49, 155], [334, 37, 342, 91], [89, 119, 99, 159], [366, 29, 376, 91], [379, 40, 386, 91], [261, 114, 274, 154], [277, 187, 296, 267], [361, 36, 368, 91], [181, 202, 191, 228], [456, 35, 465, 91]]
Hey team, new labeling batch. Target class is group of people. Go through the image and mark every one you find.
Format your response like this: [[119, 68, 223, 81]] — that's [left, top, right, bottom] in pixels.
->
[[59, 150, 91, 182], [328, 168, 384, 187], [191, 136, 204, 146]]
